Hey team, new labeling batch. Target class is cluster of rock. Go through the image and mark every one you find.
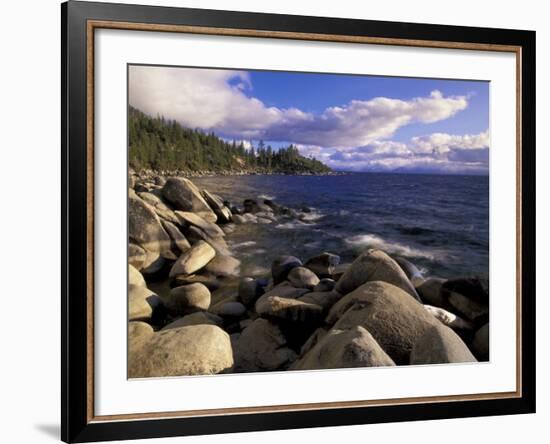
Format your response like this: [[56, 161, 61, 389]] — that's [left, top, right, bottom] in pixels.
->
[[128, 173, 489, 378]]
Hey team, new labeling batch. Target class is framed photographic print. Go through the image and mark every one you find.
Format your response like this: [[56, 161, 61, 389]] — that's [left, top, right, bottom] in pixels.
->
[[61, 1, 536, 442]]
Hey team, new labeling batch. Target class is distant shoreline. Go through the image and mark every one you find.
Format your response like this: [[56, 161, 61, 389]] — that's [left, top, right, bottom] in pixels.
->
[[131, 168, 488, 179]]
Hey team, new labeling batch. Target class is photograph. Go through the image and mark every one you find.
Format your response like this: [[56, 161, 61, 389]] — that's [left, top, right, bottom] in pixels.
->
[[127, 64, 490, 378]]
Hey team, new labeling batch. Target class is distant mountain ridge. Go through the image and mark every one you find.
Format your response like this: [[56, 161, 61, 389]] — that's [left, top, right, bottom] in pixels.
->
[[128, 107, 332, 174]]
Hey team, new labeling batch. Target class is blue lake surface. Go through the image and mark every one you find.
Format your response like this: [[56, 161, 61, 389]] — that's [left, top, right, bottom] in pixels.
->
[[193, 173, 489, 280]]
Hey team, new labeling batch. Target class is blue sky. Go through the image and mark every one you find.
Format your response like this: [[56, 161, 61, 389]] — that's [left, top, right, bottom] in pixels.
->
[[129, 65, 490, 174]]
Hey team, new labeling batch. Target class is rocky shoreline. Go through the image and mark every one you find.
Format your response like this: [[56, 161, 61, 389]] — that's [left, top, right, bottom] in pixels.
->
[[128, 171, 489, 378], [131, 168, 347, 179]]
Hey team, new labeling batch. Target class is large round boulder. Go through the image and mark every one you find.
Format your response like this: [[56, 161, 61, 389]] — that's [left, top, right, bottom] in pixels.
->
[[327, 281, 438, 364], [169, 240, 216, 278], [335, 249, 420, 301], [287, 266, 320, 289], [161, 178, 217, 222], [164, 283, 211, 315], [292, 326, 395, 370], [162, 311, 223, 330], [128, 321, 155, 356], [128, 191, 172, 255], [410, 323, 477, 365], [128, 325, 234, 377], [233, 318, 297, 372], [204, 254, 241, 277]]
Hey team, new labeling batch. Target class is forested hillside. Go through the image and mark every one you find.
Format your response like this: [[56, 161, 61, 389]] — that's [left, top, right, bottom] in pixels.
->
[[128, 107, 331, 174]]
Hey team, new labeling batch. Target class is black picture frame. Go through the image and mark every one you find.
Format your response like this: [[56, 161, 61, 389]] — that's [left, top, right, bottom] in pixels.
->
[[61, 1, 536, 442]]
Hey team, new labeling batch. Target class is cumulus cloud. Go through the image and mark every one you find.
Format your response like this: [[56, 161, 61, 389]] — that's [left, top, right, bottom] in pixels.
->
[[129, 66, 468, 149], [300, 130, 490, 174]]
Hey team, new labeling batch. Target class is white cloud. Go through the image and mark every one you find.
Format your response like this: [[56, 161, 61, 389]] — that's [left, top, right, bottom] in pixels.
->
[[129, 66, 469, 149], [299, 130, 490, 174]]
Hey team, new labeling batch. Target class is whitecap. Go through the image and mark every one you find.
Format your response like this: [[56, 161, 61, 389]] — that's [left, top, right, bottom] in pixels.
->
[[299, 210, 324, 222], [258, 194, 276, 200], [345, 234, 438, 260]]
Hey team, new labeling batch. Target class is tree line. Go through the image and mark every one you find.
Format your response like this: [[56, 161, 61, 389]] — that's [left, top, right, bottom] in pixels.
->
[[128, 107, 331, 174]]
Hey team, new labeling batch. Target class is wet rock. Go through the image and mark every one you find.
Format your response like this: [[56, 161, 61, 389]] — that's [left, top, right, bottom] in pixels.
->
[[292, 326, 395, 370], [128, 325, 233, 377], [442, 277, 489, 323], [471, 323, 489, 361], [271, 255, 303, 284], [424, 305, 473, 330], [328, 281, 438, 364], [314, 278, 336, 292], [238, 277, 264, 307], [394, 256, 425, 287], [417, 278, 446, 307], [217, 301, 247, 318], [288, 266, 320, 289], [243, 199, 272, 214], [335, 249, 420, 301], [203, 189, 232, 223], [331, 263, 351, 281], [233, 319, 297, 372], [231, 214, 247, 224], [162, 178, 217, 222], [164, 283, 211, 315], [304, 252, 340, 278], [169, 240, 216, 278], [410, 323, 477, 365], [221, 223, 236, 235]]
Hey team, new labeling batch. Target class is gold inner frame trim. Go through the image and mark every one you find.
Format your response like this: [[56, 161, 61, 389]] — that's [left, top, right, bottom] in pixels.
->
[[86, 19, 523, 423]]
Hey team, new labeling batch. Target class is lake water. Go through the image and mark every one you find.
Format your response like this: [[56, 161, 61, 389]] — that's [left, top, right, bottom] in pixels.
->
[[193, 173, 489, 280]]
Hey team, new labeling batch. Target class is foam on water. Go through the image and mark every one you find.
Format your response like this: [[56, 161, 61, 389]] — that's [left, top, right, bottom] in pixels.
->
[[231, 240, 257, 249], [345, 234, 438, 260]]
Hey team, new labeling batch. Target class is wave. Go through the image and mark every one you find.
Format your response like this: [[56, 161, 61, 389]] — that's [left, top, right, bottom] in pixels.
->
[[344, 234, 438, 260], [275, 221, 310, 230], [298, 210, 324, 222], [258, 194, 276, 201], [231, 241, 257, 249]]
